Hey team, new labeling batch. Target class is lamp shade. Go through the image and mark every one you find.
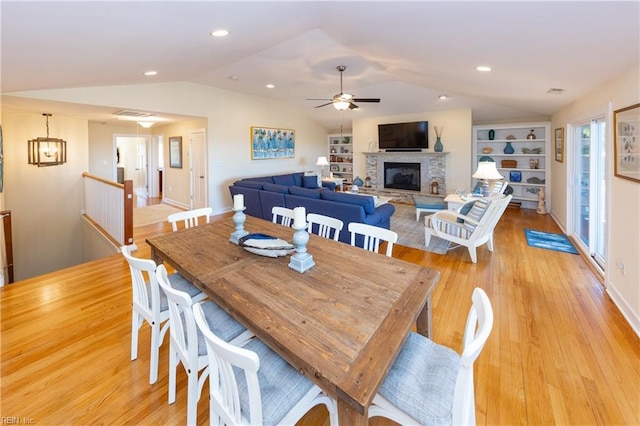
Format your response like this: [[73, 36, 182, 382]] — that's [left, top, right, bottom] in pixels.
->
[[472, 161, 504, 180], [316, 156, 329, 166], [333, 101, 350, 111]]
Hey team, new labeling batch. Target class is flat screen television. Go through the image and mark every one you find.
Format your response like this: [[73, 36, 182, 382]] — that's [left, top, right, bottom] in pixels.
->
[[378, 121, 428, 151]]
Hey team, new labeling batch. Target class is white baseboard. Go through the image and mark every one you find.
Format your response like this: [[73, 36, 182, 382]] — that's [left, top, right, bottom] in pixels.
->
[[606, 283, 640, 339], [161, 198, 189, 210]]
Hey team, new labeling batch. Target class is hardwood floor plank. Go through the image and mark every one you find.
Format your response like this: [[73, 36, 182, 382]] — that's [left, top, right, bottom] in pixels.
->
[[1, 208, 639, 425]]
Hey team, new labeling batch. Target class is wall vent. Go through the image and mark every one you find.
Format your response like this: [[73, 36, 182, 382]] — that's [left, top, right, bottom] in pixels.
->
[[546, 88, 565, 95]]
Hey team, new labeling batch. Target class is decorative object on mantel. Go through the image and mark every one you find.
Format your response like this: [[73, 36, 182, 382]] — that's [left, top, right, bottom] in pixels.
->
[[430, 181, 439, 195], [472, 161, 504, 197], [434, 126, 444, 152], [489, 129, 495, 140], [368, 138, 377, 152], [536, 188, 546, 214], [229, 194, 249, 244], [482, 147, 494, 154], [503, 141, 515, 154], [365, 176, 372, 187], [28, 113, 67, 167], [288, 206, 315, 273], [527, 129, 537, 140]]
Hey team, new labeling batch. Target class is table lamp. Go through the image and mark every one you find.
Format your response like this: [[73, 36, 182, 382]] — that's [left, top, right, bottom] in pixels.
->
[[472, 161, 504, 197], [316, 156, 329, 178]]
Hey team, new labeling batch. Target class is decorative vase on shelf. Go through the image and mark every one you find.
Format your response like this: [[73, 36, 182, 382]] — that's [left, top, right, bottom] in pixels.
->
[[434, 137, 443, 152], [503, 141, 515, 154], [527, 130, 536, 140], [488, 129, 495, 140]]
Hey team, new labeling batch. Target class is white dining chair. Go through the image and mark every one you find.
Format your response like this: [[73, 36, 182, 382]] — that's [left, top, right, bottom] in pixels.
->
[[121, 244, 207, 384], [167, 206, 212, 232], [192, 302, 339, 426], [369, 287, 494, 425], [272, 206, 295, 227], [348, 222, 398, 257], [156, 264, 254, 426], [307, 213, 343, 241]]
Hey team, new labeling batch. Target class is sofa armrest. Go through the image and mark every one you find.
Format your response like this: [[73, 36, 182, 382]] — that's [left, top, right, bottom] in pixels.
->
[[321, 181, 337, 190]]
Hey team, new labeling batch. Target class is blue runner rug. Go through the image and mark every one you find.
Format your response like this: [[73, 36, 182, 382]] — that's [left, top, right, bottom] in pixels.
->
[[525, 229, 579, 254]]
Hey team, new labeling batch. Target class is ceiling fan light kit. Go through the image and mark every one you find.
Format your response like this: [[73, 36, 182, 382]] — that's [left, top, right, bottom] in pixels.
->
[[309, 65, 381, 111]]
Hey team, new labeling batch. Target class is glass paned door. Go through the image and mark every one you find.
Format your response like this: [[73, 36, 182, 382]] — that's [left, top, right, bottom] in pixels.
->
[[573, 118, 606, 269]]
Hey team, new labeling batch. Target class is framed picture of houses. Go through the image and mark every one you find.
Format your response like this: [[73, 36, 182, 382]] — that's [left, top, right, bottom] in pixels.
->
[[251, 126, 295, 159], [614, 103, 640, 183]]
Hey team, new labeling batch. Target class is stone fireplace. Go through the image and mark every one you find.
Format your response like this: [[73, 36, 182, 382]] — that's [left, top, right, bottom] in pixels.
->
[[384, 162, 421, 191], [364, 152, 448, 195]]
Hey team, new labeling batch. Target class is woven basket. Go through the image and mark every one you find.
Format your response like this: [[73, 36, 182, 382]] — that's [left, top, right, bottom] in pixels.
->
[[501, 159, 517, 168]]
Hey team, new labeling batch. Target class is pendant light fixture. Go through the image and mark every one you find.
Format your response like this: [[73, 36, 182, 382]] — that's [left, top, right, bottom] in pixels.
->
[[28, 114, 67, 167]]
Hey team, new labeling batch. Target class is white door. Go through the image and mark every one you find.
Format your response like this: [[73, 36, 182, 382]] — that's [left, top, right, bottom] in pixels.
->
[[189, 129, 207, 209], [134, 136, 148, 197]]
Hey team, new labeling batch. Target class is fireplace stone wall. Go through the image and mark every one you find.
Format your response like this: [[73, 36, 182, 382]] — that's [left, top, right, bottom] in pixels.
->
[[364, 152, 448, 195]]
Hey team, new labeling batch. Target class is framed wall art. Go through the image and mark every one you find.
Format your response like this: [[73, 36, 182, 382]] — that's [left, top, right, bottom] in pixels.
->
[[614, 103, 640, 183], [251, 126, 295, 159], [169, 136, 182, 168], [554, 127, 564, 163]]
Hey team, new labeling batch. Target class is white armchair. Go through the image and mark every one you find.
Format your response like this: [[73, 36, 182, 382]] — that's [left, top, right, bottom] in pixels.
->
[[424, 195, 512, 263]]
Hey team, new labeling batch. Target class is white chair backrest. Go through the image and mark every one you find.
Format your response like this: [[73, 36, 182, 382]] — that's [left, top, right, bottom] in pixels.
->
[[156, 264, 198, 365], [193, 302, 263, 425], [467, 195, 511, 243], [452, 287, 494, 425], [348, 222, 398, 257], [121, 244, 159, 315], [307, 213, 343, 241], [167, 207, 212, 232], [272, 206, 295, 227]]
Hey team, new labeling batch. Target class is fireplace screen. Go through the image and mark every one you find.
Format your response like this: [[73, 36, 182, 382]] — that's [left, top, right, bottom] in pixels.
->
[[384, 162, 421, 191]]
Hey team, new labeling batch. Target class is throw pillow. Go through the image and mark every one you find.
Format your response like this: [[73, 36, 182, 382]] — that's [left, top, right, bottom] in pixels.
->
[[302, 175, 320, 189]]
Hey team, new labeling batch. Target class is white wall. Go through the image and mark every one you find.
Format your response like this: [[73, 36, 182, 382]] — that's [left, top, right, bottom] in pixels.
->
[[551, 65, 640, 336], [2, 110, 89, 280], [352, 109, 473, 192]]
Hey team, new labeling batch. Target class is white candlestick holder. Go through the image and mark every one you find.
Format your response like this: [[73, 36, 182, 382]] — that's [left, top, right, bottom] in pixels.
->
[[229, 206, 249, 244], [288, 221, 315, 273]]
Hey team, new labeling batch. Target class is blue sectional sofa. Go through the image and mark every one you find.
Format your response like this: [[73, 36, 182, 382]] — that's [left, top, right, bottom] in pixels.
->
[[229, 172, 395, 244]]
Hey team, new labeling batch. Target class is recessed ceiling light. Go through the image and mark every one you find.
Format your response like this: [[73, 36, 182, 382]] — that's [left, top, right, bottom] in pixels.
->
[[476, 65, 492, 72], [438, 94, 448, 100], [144, 70, 158, 76], [547, 88, 565, 94], [210, 29, 229, 37], [229, 75, 239, 81], [266, 84, 275, 89]]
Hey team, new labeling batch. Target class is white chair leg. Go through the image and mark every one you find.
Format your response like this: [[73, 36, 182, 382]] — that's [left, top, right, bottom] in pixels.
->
[[468, 246, 478, 263], [187, 369, 199, 426], [424, 229, 432, 246], [168, 349, 177, 404], [149, 322, 160, 384], [131, 312, 140, 361]]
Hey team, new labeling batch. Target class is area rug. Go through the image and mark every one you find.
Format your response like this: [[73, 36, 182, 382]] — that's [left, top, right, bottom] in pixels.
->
[[390, 203, 450, 253], [133, 204, 184, 227], [525, 229, 579, 254]]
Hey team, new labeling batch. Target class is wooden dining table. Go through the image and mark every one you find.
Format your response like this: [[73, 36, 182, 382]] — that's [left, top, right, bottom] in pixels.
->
[[146, 215, 439, 425]]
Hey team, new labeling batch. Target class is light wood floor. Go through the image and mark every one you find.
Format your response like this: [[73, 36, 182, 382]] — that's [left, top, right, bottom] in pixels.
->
[[2, 207, 639, 425]]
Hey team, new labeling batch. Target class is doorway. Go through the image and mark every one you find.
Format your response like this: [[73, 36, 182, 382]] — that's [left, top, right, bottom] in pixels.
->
[[115, 134, 150, 198], [570, 117, 606, 270]]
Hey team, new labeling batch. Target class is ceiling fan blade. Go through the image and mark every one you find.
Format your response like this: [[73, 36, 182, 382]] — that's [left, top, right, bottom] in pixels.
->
[[352, 98, 381, 103], [349, 103, 359, 110], [306, 98, 332, 101], [314, 102, 334, 108]]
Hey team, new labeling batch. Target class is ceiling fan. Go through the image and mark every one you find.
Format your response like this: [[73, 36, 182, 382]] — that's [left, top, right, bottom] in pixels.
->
[[308, 65, 381, 111]]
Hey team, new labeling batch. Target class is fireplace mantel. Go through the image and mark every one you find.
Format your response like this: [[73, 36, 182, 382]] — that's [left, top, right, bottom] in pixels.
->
[[364, 152, 449, 195]]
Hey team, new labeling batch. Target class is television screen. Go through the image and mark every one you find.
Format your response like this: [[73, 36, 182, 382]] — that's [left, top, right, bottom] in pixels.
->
[[378, 121, 428, 150]]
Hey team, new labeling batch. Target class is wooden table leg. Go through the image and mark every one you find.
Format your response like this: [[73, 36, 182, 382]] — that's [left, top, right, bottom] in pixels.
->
[[416, 295, 432, 338], [338, 399, 369, 426], [150, 247, 162, 266]]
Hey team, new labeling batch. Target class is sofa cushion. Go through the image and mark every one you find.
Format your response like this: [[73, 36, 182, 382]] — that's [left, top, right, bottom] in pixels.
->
[[302, 175, 320, 189], [234, 180, 264, 190], [272, 174, 296, 187], [320, 191, 376, 215], [289, 185, 322, 199], [262, 183, 290, 194], [243, 176, 274, 184], [292, 172, 304, 187]]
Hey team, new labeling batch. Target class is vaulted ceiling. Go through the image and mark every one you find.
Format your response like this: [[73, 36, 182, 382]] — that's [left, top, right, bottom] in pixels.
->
[[2, 1, 638, 130]]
